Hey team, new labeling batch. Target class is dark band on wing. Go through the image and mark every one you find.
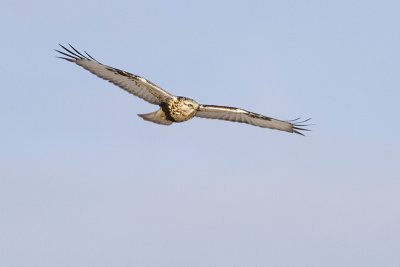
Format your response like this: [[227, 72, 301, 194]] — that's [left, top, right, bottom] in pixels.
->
[[105, 66, 136, 78], [103, 66, 159, 89]]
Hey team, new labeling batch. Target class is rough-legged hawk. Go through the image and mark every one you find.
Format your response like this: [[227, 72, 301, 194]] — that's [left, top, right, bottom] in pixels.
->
[[56, 44, 310, 135]]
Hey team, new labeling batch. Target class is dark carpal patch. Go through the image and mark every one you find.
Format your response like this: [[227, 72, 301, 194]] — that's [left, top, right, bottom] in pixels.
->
[[105, 67, 132, 77], [247, 111, 272, 121]]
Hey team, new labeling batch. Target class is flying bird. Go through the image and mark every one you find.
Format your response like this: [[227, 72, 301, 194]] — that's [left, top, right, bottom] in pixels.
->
[[56, 44, 310, 135]]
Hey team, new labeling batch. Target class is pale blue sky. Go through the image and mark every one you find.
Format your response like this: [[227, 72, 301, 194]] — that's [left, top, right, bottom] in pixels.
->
[[1, 0, 399, 266]]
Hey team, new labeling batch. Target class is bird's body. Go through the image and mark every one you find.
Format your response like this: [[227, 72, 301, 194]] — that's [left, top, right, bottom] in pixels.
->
[[137, 97, 199, 125], [164, 97, 200, 122], [56, 44, 310, 135]]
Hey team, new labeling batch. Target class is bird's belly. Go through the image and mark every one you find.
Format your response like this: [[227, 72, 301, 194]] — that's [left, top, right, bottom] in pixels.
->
[[163, 98, 198, 122], [169, 111, 196, 122]]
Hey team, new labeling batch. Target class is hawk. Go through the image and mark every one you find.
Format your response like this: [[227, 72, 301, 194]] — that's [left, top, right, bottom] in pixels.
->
[[56, 44, 310, 135]]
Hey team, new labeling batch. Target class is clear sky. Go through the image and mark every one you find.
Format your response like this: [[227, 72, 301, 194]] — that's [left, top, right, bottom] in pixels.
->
[[1, 0, 399, 266]]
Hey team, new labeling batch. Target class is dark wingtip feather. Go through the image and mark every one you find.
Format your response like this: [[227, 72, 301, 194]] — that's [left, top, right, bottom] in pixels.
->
[[293, 129, 305, 136], [84, 50, 99, 62], [56, 56, 75, 62], [55, 49, 79, 60], [291, 117, 312, 136], [68, 43, 89, 60], [56, 44, 98, 63]]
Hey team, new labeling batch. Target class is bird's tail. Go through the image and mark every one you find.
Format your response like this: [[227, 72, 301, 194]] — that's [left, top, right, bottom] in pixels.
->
[[138, 108, 173, 125]]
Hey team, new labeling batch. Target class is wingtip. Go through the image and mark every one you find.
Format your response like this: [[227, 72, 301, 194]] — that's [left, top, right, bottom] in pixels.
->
[[293, 129, 305, 136], [291, 117, 312, 136], [56, 56, 74, 62], [56, 43, 97, 62]]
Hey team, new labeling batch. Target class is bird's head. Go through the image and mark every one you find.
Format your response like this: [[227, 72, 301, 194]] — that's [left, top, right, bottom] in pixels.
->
[[179, 97, 199, 112], [169, 97, 200, 122]]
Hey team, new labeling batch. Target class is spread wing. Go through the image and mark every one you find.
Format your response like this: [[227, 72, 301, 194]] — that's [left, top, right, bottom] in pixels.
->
[[55, 44, 174, 105], [195, 105, 310, 135]]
